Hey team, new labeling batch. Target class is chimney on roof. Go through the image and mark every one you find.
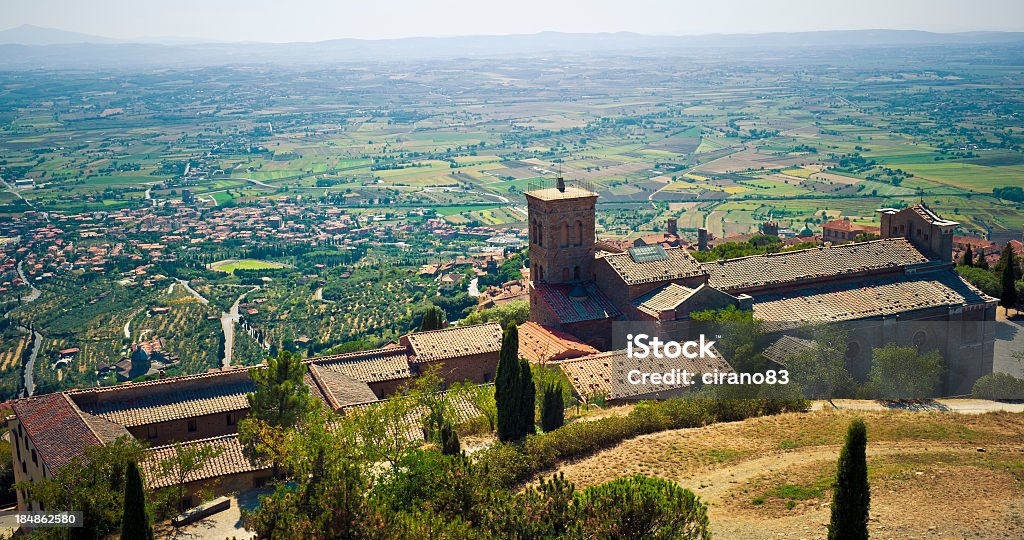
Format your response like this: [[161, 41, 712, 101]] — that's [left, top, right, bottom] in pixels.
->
[[556, 176, 566, 193]]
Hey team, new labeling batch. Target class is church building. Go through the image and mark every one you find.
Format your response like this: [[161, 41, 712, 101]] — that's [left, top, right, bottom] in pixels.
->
[[526, 181, 997, 396]]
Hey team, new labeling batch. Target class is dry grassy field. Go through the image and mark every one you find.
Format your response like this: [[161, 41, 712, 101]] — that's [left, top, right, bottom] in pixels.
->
[[550, 409, 1024, 539]]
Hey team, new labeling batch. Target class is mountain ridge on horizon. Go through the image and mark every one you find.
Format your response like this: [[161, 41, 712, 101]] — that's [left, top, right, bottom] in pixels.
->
[[2, 24, 1024, 70], [3, 23, 1024, 46]]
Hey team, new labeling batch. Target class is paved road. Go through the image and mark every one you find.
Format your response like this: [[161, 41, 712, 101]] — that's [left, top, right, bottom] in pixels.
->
[[176, 279, 209, 305], [221, 286, 259, 367], [16, 261, 40, 303]]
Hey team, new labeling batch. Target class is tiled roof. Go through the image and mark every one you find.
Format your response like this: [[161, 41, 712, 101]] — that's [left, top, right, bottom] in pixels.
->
[[342, 387, 486, 442], [401, 322, 503, 362], [533, 282, 622, 324], [559, 348, 733, 401], [705, 238, 929, 293], [11, 393, 105, 471], [761, 335, 815, 366], [517, 321, 599, 363], [307, 364, 379, 410], [73, 373, 254, 427], [753, 272, 991, 330], [600, 246, 707, 286], [142, 435, 269, 490], [633, 283, 696, 317], [309, 346, 412, 383]]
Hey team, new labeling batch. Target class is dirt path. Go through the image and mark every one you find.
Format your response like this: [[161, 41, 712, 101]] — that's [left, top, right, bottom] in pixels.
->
[[552, 409, 1024, 539]]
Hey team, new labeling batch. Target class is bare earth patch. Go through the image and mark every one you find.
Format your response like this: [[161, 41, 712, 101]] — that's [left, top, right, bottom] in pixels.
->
[[550, 409, 1024, 539]]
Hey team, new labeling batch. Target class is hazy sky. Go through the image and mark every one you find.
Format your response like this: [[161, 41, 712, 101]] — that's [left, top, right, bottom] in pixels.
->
[[5, 0, 1024, 42]]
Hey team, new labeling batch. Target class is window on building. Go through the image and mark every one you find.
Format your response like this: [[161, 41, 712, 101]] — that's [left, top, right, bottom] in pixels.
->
[[147, 425, 158, 439], [22, 462, 26, 475], [574, 266, 580, 281], [483, 372, 492, 383], [576, 221, 584, 246], [187, 419, 197, 432], [537, 223, 544, 247], [561, 222, 569, 246], [31, 449, 36, 465], [227, 413, 236, 426]]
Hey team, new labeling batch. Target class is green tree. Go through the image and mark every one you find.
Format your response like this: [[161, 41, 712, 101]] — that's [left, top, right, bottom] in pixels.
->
[[540, 381, 565, 432], [976, 248, 989, 270], [575, 474, 711, 540], [155, 442, 225, 514], [868, 344, 943, 399], [121, 461, 154, 540], [20, 437, 144, 540], [828, 419, 870, 540], [518, 359, 536, 438], [419, 305, 445, 331], [999, 243, 1019, 314], [438, 420, 461, 456], [959, 244, 973, 267], [247, 350, 313, 428], [786, 325, 856, 404], [496, 324, 522, 442]]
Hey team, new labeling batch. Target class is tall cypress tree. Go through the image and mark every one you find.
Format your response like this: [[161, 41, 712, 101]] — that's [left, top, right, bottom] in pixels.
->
[[976, 248, 989, 270], [540, 381, 565, 432], [1000, 243, 1018, 315], [828, 418, 870, 540], [121, 460, 154, 540], [518, 359, 536, 438], [495, 324, 521, 442], [960, 244, 973, 267]]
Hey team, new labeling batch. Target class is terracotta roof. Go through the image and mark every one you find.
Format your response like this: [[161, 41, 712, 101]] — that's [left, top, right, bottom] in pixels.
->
[[401, 322, 503, 362], [309, 346, 412, 383], [73, 372, 254, 427], [533, 282, 622, 324], [600, 246, 707, 286], [10, 394, 107, 471], [761, 335, 815, 366], [823, 219, 877, 232], [306, 364, 379, 410], [633, 283, 696, 317], [559, 348, 733, 401], [753, 272, 991, 330], [517, 321, 599, 363], [705, 238, 929, 293], [142, 435, 269, 490]]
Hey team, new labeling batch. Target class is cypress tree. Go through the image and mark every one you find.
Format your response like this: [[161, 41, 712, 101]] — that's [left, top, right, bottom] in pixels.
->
[[540, 381, 565, 432], [976, 248, 989, 270], [439, 420, 461, 456], [121, 460, 154, 540], [419, 306, 445, 332], [518, 359, 536, 438], [1000, 243, 1018, 315], [960, 244, 973, 267], [495, 324, 521, 442], [828, 419, 870, 540]]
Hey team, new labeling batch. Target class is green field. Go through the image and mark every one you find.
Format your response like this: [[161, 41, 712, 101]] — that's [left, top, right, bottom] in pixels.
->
[[209, 259, 291, 274]]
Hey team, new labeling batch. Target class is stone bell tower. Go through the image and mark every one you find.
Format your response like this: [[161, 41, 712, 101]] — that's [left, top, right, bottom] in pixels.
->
[[524, 178, 598, 284]]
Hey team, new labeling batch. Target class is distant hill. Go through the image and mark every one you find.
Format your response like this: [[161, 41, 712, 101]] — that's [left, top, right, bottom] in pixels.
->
[[0, 24, 120, 45], [1, 27, 1023, 69]]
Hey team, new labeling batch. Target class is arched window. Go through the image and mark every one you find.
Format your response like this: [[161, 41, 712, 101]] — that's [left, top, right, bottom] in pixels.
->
[[576, 221, 584, 246], [536, 265, 544, 282], [574, 266, 580, 280], [537, 222, 544, 247], [561, 222, 569, 246]]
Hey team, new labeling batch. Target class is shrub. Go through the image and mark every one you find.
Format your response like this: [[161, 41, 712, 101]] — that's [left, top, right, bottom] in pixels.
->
[[972, 372, 1024, 400], [576, 474, 711, 539]]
